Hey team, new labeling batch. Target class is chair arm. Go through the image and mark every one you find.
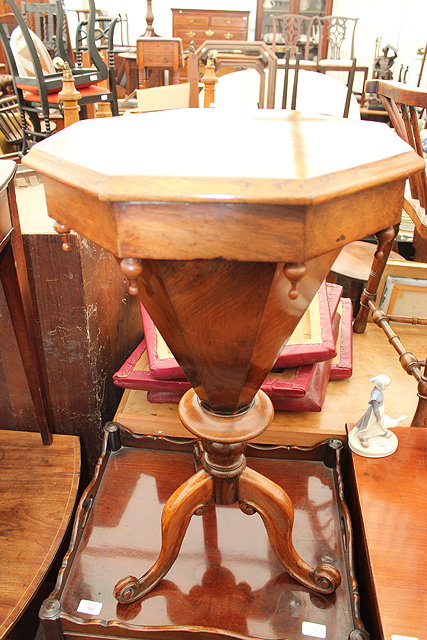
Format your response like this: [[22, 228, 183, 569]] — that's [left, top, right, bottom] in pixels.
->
[[403, 197, 427, 239]]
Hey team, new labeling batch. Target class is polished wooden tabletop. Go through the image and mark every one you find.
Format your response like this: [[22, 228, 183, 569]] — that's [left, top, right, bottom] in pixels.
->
[[24, 109, 423, 204], [23, 110, 424, 265], [351, 427, 427, 640], [0, 430, 80, 638]]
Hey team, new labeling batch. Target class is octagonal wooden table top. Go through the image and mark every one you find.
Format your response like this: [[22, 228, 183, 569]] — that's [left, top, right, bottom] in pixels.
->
[[24, 109, 424, 205]]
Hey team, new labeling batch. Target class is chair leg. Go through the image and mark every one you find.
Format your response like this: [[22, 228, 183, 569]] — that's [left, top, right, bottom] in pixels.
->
[[0, 242, 52, 444], [110, 97, 119, 117], [353, 224, 399, 334]]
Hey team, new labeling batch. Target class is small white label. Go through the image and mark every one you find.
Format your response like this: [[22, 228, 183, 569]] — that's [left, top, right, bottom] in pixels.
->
[[302, 621, 327, 638], [101, 95, 108, 100], [90, 74, 98, 81], [77, 599, 103, 616], [391, 636, 420, 640]]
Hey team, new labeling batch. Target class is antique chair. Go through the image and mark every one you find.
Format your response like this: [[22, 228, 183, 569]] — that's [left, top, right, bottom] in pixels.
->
[[317, 16, 357, 65], [206, 46, 357, 118], [23, 0, 74, 63], [271, 13, 316, 69], [196, 40, 278, 109], [352, 79, 427, 426], [0, 93, 24, 156], [317, 16, 368, 104], [279, 50, 356, 117], [0, 0, 118, 150], [74, 5, 119, 110], [11, 0, 108, 92]]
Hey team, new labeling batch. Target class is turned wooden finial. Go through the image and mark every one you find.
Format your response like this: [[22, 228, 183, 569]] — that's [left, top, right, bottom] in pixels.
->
[[202, 50, 218, 108], [53, 220, 72, 251], [120, 258, 143, 295], [284, 262, 307, 300], [58, 63, 81, 128]]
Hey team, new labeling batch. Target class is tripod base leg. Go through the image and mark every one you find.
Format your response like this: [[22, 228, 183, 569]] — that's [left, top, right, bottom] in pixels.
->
[[239, 466, 341, 594], [114, 469, 213, 604]]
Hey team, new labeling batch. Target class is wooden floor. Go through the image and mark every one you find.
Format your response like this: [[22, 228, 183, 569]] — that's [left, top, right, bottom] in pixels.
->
[[115, 323, 426, 445], [0, 430, 80, 639]]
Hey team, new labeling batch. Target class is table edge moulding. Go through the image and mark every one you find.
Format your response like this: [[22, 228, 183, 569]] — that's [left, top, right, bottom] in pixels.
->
[[22, 108, 423, 632]]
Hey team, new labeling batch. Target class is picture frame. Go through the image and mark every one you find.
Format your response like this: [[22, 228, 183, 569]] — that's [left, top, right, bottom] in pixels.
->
[[373, 260, 427, 320]]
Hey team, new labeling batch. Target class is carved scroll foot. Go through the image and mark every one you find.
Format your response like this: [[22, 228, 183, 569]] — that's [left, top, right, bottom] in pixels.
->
[[114, 469, 214, 604], [239, 466, 341, 594]]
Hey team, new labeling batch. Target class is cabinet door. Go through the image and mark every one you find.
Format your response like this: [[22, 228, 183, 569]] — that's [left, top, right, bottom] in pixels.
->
[[255, 0, 333, 43]]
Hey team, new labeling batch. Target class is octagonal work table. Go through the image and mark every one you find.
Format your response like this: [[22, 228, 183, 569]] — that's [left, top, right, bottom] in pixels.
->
[[24, 109, 423, 637]]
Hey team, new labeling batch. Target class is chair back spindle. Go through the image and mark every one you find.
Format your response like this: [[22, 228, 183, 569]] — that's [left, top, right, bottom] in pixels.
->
[[367, 79, 427, 211]]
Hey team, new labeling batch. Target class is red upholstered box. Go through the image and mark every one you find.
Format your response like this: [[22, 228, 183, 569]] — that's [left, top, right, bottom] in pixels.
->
[[113, 311, 343, 412], [113, 280, 353, 412], [329, 297, 353, 380], [325, 282, 343, 323]]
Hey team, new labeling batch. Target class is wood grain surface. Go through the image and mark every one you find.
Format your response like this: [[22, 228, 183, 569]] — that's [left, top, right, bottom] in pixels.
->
[[24, 110, 424, 204], [23, 111, 424, 264], [350, 427, 427, 640], [0, 430, 80, 638]]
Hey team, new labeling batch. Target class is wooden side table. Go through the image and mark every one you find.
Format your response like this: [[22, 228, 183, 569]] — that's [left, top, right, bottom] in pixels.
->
[[0, 430, 80, 638], [349, 427, 427, 640], [136, 37, 183, 90]]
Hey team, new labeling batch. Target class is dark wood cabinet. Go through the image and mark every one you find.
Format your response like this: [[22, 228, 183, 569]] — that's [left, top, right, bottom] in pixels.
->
[[172, 8, 250, 52], [255, 0, 333, 47]]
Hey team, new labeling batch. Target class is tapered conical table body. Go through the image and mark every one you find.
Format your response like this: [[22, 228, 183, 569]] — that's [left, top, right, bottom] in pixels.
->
[[24, 108, 424, 604]]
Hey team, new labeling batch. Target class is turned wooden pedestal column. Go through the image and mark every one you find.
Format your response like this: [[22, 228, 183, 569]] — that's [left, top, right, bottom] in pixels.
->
[[24, 108, 423, 605]]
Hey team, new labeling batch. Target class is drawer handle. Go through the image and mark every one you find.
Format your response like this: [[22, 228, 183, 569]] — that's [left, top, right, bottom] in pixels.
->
[[187, 16, 195, 23], [225, 18, 232, 25], [186, 30, 196, 38], [224, 32, 233, 39], [205, 29, 215, 37]]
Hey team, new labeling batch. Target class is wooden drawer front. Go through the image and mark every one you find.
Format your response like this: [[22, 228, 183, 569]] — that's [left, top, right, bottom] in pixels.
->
[[142, 52, 173, 66], [211, 15, 249, 28], [173, 13, 209, 27], [175, 27, 248, 46], [0, 187, 12, 245], [140, 42, 176, 54], [211, 28, 248, 40], [173, 28, 206, 45]]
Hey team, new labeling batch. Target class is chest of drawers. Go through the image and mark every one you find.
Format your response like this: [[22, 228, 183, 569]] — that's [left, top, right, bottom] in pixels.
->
[[171, 8, 250, 51]]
